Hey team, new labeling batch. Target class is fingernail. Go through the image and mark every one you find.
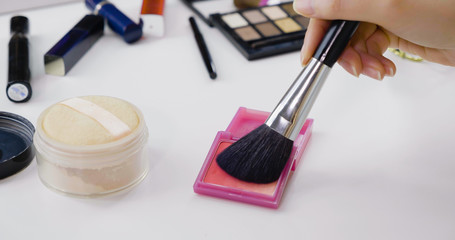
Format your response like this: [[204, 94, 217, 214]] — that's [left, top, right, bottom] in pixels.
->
[[300, 50, 310, 66], [386, 67, 395, 77], [301, 56, 309, 66], [339, 59, 359, 77], [300, 39, 312, 66], [293, 0, 314, 15], [364, 67, 383, 81]]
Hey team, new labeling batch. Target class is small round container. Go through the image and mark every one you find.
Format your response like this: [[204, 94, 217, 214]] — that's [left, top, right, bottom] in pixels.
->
[[0, 112, 35, 179], [34, 96, 149, 197]]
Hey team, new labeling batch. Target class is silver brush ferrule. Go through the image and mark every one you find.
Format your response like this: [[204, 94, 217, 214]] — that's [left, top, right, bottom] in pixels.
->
[[265, 58, 331, 141]]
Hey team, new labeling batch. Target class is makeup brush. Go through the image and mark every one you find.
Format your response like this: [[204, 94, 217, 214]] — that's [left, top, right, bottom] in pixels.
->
[[217, 20, 359, 183]]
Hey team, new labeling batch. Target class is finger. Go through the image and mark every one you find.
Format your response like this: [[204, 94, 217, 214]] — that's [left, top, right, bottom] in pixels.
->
[[349, 23, 378, 53], [293, 0, 390, 23], [341, 23, 382, 80], [375, 55, 396, 77], [386, 30, 455, 66], [358, 50, 386, 80], [338, 30, 396, 79], [300, 18, 331, 66], [338, 46, 362, 77], [347, 23, 390, 80], [365, 27, 396, 76], [338, 45, 391, 80]]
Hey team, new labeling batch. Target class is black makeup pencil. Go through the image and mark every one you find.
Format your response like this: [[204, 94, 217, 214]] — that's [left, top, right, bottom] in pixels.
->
[[7, 16, 32, 103], [189, 17, 217, 79], [216, 20, 359, 183]]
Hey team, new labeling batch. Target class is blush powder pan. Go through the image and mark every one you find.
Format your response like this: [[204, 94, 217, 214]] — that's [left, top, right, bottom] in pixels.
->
[[193, 107, 313, 208], [209, 2, 310, 60], [204, 142, 279, 196]]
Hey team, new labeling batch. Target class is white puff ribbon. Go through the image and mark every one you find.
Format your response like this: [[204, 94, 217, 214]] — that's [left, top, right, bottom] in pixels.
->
[[60, 98, 132, 139]]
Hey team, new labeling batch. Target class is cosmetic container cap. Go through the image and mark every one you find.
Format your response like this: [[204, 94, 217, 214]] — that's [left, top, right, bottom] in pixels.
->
[[85, 0, 143, 43], [141, 0, 165, 37], [10, 16, 29, 34], [0, 112, 35, 179], [44, 14, 104, 76]]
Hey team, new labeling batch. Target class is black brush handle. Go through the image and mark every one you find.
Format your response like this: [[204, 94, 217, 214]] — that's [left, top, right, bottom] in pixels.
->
[[313, 20, 359, 67]]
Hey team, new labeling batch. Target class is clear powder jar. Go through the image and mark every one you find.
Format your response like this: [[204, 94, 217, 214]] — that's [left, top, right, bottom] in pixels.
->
[[34, 96, 149, 197]]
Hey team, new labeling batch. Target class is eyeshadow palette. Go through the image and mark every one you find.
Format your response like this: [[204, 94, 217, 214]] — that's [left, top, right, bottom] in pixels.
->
[[209, 2, 309, 60]]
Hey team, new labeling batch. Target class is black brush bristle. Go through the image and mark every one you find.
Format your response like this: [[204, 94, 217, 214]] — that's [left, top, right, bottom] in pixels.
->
[[216, 124, 294, 183]]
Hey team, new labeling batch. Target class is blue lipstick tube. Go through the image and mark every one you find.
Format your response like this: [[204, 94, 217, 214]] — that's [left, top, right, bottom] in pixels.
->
[[85, 0, 143, 43], [44, 14, 104, 76]]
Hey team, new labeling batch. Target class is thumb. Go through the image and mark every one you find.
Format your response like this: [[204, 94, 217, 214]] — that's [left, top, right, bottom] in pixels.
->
[[293, 0, 385, 22]]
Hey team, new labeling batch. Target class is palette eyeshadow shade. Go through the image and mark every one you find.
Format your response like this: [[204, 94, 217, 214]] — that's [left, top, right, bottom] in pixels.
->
[[210, 2, 309, 60]]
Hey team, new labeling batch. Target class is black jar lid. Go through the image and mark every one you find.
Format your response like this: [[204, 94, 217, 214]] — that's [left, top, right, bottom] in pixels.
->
[[0, 112, 35, 179]]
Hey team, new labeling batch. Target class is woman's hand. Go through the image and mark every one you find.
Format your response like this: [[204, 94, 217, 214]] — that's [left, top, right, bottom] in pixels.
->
[[294, 0, 455, 80]]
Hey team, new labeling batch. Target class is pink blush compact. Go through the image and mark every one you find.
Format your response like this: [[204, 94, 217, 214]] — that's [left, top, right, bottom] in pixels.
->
[[204, 142, 278, 196], [194, 107, 313, 208]]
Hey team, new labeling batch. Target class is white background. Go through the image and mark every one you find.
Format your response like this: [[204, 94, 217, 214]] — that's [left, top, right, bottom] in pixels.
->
[[1, 0, 455, 239], [0, 0, 79, 14]]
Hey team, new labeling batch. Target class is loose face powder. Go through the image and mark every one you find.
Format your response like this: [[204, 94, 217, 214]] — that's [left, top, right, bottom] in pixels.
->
[[34, 96, 149, 197]]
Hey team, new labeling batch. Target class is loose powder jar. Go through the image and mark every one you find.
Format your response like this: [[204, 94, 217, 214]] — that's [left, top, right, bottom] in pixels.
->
[[34, 96, 149, 197]]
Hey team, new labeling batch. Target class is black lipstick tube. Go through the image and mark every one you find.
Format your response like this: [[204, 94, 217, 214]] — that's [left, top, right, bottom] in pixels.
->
[[7, 16, 32, 103]]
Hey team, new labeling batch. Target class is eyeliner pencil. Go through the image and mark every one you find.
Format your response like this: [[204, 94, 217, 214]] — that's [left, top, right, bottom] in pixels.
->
[[189, 17, 217, 79]]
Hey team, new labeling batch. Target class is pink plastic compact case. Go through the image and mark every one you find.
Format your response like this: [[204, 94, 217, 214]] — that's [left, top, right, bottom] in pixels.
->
[[194, 107, 313, 208]]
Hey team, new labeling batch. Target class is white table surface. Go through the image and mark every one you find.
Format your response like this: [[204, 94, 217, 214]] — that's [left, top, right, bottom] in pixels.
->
[[1, 0, 455, 239]]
